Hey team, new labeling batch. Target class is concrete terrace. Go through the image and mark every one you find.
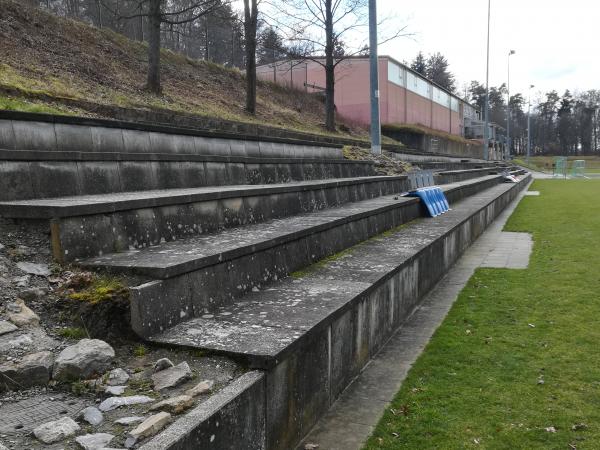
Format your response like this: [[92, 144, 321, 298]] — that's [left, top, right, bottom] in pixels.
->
[[0, 112, 529, 450]]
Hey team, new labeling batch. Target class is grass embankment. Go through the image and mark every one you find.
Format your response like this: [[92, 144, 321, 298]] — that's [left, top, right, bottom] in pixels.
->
[[0, 0, 372, 140], [365, 179, 600, 449]]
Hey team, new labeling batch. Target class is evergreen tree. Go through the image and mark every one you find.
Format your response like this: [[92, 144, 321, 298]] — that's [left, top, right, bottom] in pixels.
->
[[257, 27, 286, 65], [410, 51, 426, 76], [425, 52, 455, 92]]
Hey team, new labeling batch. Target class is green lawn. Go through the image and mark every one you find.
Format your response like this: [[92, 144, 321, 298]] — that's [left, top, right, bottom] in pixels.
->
[[364, 179, 600, 449], [514, 156, 600, 174]]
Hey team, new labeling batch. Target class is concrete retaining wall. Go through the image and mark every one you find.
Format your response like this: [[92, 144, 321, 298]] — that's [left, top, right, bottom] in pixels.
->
[[0, 154, 374, 201], [382, 127, 484, 160]]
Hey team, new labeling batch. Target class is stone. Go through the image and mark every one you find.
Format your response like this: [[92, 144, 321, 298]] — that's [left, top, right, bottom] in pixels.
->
[[18, 287, 48, 302], [107, 367, 130, 385], [126, 412, 171, 446], [80, 406, 104, 426], [0, 351, 54, 391], [53, 339, 115, 381], [152, 358, 174, 373], [98, 395, 154, 412], [184, 379, 214, 397], [0, 320, 18, 336], [75, 433, 115, 450], [149, 395, 194, 414], [151, 362, 192, 391], [7, 299, 40, 327], [33, 417, 80, 444], [105, 385, 126, 396], [16, 262, 51, 277], [114, 416, 145, 425], [13, 275, 29, 287]]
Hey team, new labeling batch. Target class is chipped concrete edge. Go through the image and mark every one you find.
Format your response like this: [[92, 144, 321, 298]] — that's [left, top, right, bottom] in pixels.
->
[[139, 370, 266, 450]]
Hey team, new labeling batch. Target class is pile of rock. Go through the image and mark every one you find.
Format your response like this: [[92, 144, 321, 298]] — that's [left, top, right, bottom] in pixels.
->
[[15, 351, 215, 449]]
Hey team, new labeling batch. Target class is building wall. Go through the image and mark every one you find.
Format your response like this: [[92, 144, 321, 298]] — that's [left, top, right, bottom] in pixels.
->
[[256, 57, 472, 137]]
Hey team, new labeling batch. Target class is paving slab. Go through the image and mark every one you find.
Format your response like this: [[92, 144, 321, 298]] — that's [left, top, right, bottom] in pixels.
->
[[299, 180, 532, 450]]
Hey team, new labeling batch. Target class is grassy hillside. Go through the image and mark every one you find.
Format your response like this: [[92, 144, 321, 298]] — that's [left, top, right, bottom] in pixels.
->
[[0, 0, 367, 138]]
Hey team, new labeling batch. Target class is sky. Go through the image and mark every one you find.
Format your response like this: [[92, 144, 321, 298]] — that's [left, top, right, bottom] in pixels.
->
[[376, 0, 599, 102]]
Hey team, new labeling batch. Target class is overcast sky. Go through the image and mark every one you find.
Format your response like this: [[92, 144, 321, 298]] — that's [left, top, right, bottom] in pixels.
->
[[376, 0, 598, 101]]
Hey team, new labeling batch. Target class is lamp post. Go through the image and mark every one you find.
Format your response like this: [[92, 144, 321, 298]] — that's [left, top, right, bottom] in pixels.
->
[[368, 0, 381, 155], [483, 0, 491, 160], [506, 49, 515, 160], [527, 84, 534, 164]]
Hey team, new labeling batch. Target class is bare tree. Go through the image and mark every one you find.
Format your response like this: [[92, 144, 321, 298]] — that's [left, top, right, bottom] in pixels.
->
[[102, 0, 227, 94], [266, 0, 406, 131], [244, 0, 258, 114]]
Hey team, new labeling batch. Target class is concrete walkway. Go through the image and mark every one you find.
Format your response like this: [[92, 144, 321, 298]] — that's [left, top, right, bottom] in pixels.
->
[[299, 181, 534, 450]]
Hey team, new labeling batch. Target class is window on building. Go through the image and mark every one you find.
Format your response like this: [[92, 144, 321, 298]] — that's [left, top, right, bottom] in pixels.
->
[[387, 61, 403, 86]]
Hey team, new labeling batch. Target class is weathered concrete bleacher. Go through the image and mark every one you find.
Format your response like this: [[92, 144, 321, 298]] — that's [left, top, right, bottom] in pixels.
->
[[0, 113, 530, 450]]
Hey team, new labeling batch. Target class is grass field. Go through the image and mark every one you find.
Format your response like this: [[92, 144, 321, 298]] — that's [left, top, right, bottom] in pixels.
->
[[364, 179, 600, 449], [514, 156, 600, 174]]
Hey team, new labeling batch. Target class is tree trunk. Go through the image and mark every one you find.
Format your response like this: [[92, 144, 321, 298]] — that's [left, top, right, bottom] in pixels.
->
[[146, 0, 162, 94], [324, 0, 335, 131], [244, 0, 258, 115]]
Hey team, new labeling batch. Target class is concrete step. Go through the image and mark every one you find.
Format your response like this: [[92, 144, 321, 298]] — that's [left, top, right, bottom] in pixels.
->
[[434, 165, 513, 184], [0, 176, 409, 261], [114, 173, 512, 337], [146, 174, 531, 450], [0, 150, 375, 201]]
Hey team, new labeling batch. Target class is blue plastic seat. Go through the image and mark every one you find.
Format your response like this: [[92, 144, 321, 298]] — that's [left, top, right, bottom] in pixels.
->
[[407, 187, 450, 217]]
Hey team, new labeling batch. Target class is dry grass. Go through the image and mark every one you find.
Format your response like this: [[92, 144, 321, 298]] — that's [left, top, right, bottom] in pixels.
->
[[0, 0, 367, 139]]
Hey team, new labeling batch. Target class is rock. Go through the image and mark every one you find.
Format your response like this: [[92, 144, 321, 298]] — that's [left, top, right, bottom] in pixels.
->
[[0, 320, 18, 336], [33, 417, 80, 444], [13, 275, 30, 288], [185, 379, 214, 397], [0, 442, 7, 450], [75, 433, 114, 450], [153, 358, 174, 373], [7, 299, 40, 327], [105, 385, 126, 396], [152, 362, 192, 391], [98, 395, 154, 412], [18, 287, 48, 302], [114, 416, 145, 425], [53, 339, 115, 381], [107, 368, 130, 386], [0, 351, 53, 391], [80, 406, 104, 426], [127, 412, 171, 446], [149, 395, 194, 414], [16, 262, 51, 277]]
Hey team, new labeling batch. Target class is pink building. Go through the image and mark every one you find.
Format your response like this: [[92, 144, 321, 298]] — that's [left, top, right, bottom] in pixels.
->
[[257, 56, 478, 137]]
